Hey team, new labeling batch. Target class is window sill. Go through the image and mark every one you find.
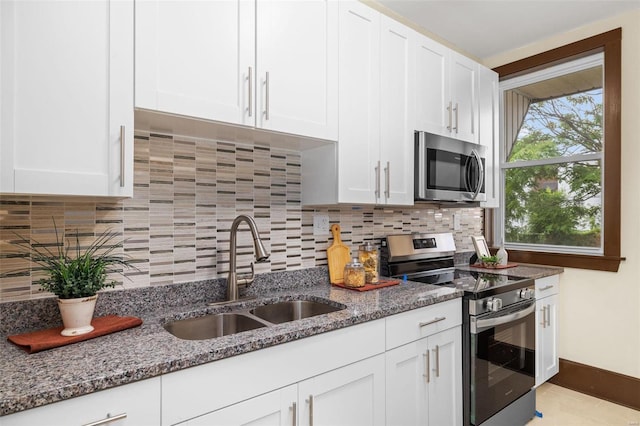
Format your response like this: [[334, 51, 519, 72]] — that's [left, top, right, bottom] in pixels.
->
[[506, 250, 624, 272]]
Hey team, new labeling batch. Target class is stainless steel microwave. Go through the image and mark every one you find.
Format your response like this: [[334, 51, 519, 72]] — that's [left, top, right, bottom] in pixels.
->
[[414, 131, 486, 202]]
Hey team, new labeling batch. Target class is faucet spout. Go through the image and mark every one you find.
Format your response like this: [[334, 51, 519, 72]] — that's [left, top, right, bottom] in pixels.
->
[[227, 215, 270, 301]]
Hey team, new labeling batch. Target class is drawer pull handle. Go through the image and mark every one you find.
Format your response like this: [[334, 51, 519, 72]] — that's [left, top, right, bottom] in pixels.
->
[[83, 413, 127, 426], [435, 345, 440, 377], [291, 401, 297, 426], [539, 285, 554, 291], [307, 395, 314, 426], [119, 125, 126, 188], [419, 316, 446, 327]]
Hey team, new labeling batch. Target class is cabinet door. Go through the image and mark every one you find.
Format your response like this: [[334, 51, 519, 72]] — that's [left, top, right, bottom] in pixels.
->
[[536, 294, 559, 387], [256, 0, 338, 141], [386, 340, 429, 425], [428, 326, 463, 426], [1, 377, 160, 426], [379, 15, 415, 206], [135, 0, 254, 126], [415, 34, 451, 136], [450, 52, 478, 143], [180, 385, 297, 426], [479, 65, 500, 208], [0, 0, 133, 196], [337, 1, 380, 204], [298, 354, 385, 426]]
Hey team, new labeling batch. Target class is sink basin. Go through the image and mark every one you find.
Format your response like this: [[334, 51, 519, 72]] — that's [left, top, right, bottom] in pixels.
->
[[164, 313, 267, 340], [250, 300, 344, 324]]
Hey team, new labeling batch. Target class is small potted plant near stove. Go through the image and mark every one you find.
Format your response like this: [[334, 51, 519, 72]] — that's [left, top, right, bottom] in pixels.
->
[[480, 255, 500, 268], [11, 225, 134, 336]]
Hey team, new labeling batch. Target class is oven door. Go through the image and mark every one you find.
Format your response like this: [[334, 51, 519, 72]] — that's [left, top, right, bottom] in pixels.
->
[[469, 299, 536, 425]]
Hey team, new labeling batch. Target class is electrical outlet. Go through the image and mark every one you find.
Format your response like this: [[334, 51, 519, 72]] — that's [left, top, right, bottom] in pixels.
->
[[313, 214, 330, 235], [453, 213, 461, 231]]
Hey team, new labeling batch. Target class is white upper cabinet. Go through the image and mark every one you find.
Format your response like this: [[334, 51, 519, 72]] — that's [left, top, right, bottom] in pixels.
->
[[379, 15, 415, 205], [0, 0, 134, 197], [302, 1, 414, 206], [479, 65, 500, 208], [450, 52, 478, 143], [135, 0, 254, 127], [255, 0, 338, 140], [415, 35, 479, 144], [415, 36, 450, 137], [335, 1, 381, 204], [135, 0, 338, 142]]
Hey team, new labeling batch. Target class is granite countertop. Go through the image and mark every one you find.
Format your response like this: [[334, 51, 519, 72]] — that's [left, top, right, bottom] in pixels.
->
[[455, 262, 564, 279], [0, 268, 462, 417], [0, 263, 562, 417]]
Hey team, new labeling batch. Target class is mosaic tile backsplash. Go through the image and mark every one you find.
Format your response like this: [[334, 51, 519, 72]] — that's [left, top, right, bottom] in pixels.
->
[[0, 132, 483, 302]]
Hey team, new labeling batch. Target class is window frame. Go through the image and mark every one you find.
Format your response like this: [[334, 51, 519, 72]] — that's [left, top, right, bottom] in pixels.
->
[[490, 28, 622, 272]]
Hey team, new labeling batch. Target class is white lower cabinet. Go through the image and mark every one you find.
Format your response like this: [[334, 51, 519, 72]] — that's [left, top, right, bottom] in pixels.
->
[[0, 377, 160, 426], [385, 306, 462, 426], [535, 275, 560, 387], [298, 355, 385, 426], [179, 385, 297, 426], [180, 355, 385, 426]]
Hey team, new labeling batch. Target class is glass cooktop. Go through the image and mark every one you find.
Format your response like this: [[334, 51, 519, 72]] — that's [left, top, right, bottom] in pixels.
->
[[407, 269, 532, 298]]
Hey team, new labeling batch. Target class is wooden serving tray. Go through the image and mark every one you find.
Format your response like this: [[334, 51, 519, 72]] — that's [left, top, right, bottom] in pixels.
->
[[470, 262, 519, 270], [332, 279, 400, 292]]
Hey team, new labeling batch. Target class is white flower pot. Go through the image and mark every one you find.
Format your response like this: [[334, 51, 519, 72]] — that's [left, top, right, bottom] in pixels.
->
[[57, 295, 98, 336]]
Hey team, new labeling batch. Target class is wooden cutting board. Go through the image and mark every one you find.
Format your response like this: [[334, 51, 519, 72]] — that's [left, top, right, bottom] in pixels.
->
[[327, 224, 350, 284]]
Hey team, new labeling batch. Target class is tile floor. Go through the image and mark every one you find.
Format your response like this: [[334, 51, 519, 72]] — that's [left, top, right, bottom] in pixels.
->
[[528, 382, 640, 425]]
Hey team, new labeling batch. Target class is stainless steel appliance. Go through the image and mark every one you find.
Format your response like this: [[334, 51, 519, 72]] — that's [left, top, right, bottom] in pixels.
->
[[414, 131, 486, 203], [381, 233, 536, 426]]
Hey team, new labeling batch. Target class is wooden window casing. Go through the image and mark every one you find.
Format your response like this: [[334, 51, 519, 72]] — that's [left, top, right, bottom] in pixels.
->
[[492, 29, 623, 272]]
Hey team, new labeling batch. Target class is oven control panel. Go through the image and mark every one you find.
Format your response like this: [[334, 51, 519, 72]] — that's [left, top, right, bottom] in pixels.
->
[[413, 237, 436, 250]]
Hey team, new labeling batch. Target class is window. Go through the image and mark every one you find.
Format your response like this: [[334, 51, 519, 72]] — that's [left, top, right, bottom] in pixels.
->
[[492, 29, 622, 272]]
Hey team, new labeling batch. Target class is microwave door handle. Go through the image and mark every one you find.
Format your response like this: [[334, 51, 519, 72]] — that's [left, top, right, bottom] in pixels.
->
[[470, 149, 484, 200], [472, 301, 536, 334]]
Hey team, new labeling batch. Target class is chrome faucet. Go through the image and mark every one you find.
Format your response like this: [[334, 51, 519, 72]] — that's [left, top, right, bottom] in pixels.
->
[[226, 215, 270, 301]]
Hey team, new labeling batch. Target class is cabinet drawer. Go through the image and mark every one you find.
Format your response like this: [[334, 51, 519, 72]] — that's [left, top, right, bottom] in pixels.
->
[[1, 377, 160, 426], [385, 299, 461, 350], [535, 275, 559, 297]]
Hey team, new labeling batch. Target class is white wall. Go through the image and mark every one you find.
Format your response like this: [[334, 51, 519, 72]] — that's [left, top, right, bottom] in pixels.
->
[[484, 10, 640, 378]]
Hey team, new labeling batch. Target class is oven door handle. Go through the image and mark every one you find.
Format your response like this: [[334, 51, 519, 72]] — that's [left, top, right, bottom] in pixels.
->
[[472, 301, 536, 334]]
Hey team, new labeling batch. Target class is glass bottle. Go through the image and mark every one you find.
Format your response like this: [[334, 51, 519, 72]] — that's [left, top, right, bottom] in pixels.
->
[[358, 242, 379, 284], [343, 258, 366, 288]]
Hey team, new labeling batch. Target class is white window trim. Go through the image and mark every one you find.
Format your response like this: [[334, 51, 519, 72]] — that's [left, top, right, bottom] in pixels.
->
[[495, 52, 605, 255]]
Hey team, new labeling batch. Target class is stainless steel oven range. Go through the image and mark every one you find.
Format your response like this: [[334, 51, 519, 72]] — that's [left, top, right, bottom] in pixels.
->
[[381, 232, 536, 426]]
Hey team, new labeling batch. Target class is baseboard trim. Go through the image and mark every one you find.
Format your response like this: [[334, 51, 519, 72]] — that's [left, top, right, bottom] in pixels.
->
[[548, 358, 640, 411]]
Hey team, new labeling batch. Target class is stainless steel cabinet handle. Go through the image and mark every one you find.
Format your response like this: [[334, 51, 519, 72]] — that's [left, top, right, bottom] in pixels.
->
[[384, 161, 390, 199], [447, 101, 452, 131], [292, 401, 297, 426], [419, 316, 446, 327], [375, 161, 381, 199], [423, 350, 430, 383], [453, 103, 459, 133], [546, 304, 551, 327], [540, 306, 547, 328], [265, 71, 270, 120], [119, 125, 125, 188], [83, 413, 127, 426], [435, 345, 440, 378], [539, 285, 554, 292], [307, 395, 314, 426], [248, 66, 253, 117]]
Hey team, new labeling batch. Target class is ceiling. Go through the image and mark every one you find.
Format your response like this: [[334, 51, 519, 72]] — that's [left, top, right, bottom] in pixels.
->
[[376, 0, 640, 60]]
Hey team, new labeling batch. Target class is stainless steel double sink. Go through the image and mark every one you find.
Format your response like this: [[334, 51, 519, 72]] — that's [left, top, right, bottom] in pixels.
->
[[163, 299, 345, 340]]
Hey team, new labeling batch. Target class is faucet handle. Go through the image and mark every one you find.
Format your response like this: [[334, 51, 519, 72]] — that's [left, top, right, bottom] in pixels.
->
[[236, 263, 256, 287]]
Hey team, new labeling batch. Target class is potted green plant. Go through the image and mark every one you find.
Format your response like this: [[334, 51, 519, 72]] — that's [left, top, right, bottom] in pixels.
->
[[480, 255, 500, 268], [10, 224, 135, 336]]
